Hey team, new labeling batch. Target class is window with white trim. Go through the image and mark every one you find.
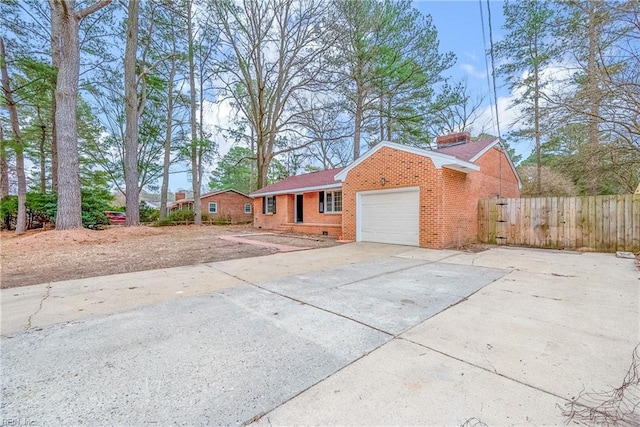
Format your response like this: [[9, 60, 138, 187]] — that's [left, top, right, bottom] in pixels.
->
[[208, 202, 218, 214], [244, 203, 252, 214], [325, 191, 342, 213], [265, 196, 276, 214]]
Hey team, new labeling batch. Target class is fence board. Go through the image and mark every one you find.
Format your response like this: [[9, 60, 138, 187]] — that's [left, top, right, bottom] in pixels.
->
[[478, 195, 640, 253]]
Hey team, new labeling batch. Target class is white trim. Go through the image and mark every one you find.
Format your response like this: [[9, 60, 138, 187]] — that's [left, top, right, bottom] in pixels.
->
[[265, 195, 276, 214], [470, 139, 523, 188], [244, 202, 252, 214], [469, 138, 499, 162], [208, 202, 218, 214], [250, 183, 341, 198], [355, 186, 419, 243], [325, 190, 343, 213], [335, 141, 479, 182]]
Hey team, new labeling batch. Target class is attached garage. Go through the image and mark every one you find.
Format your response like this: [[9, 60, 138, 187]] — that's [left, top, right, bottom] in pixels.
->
[[357, 187, 420, 246]]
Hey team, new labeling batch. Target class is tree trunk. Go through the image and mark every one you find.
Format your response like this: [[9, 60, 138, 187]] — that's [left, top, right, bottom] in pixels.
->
[[354, 83, 364, 160], [49, 0, 112, 229], [124, 0, 140, 226], [586, 0, 600, 195], [160, 55, 176, 219], [386, 95, 392, 141], [37, 106, 47, 192], [0, 37, 27, 234], [0, 125, 9, 199], [256, 134, 270, 189], [50, 8, 60, 193], [534, 63, 541, 196], [379, 91, 384, 142], [187, 0, 201, 225], [50, 1, 83, 229]]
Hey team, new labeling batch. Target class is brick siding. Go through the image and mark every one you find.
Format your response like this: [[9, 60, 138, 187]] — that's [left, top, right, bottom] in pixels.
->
[[342, 146, 519, 249], [202, 192, 253, 223], [253, 145, 519, 246]]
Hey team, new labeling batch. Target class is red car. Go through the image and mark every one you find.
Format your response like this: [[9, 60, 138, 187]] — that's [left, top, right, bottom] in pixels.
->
[[105, 211, 126, 225]]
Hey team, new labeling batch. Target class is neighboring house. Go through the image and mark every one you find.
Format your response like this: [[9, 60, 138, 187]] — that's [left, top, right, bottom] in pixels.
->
[[170, 189, 253, 223], [250, 132, 521, 248]]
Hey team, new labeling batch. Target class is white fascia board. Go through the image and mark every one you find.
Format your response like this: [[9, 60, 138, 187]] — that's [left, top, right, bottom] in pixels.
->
[[249, 183, 342, 198], [471, 139, 522, 187], [335, 141, 479, 181], [469, 139, 499, 162]]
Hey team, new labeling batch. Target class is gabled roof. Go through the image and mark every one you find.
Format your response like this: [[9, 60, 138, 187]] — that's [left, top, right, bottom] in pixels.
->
[[436, 137, 498, 162], [250, 167, 345, 197], [201, 188, 251, 198], [171, 189, 250, 206], [334, 141, 480, 182], [437, 137, 522, 187]]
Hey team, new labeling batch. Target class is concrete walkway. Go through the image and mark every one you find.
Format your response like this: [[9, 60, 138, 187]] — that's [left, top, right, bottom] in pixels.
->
[[1, 244, 638, 426]]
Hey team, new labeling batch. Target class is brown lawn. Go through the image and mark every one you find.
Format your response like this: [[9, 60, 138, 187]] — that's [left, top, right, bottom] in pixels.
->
[[0, 225, 339, 288]]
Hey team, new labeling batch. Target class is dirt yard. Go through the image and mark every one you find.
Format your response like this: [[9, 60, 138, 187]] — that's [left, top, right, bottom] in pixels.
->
[[0, 225, 340, 289]]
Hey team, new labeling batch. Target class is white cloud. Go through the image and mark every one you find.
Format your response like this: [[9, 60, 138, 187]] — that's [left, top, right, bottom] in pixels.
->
[[460, 63, 487, 79], [202, 97, 236, 158]]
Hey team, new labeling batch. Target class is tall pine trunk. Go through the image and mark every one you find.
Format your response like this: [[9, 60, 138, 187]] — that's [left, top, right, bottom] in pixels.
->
[[534, 64, 542, 196], [124, 0, 140, 226], [0, 125, 9, 199], [0, 38, 27, 233], [353, 81, 364, 160], [50, 2, 82, 229], [160, 53, 176, 219], [586, 0, 600, 195], [187, 0, 201, 224], [50, 10, 60, 193], [49, 0, 112, 229]]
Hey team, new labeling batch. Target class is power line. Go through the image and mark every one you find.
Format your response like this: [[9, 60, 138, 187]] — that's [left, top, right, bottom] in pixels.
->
[[478, 0, 495, 128], [486, 0, 502, 141]]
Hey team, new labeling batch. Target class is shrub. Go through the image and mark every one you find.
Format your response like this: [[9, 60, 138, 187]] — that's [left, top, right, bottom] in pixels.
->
[[168, 209, 194, 222], [0, 190, 113, 230], [140, 201, 160, 222]]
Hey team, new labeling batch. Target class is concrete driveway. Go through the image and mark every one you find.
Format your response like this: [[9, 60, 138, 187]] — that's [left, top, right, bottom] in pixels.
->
[[1, 243, 638, 426]]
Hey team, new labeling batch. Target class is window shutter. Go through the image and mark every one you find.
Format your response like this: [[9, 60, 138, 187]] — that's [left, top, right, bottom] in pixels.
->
[[262, 196, 266, 214], [273, 196, 276, 214], [319, 191, 324, 213]]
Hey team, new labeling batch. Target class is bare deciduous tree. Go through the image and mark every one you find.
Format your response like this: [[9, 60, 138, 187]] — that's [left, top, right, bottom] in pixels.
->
[[209, 0, 330, 189]]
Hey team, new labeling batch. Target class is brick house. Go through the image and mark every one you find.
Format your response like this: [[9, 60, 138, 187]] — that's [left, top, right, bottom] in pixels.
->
[[171, 189, 253, 223], [250, 133, 520, 248], [251, 168, 345, 236]]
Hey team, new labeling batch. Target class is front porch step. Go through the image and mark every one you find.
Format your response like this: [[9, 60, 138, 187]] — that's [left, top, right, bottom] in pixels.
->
[[275, 225, 294, 233]]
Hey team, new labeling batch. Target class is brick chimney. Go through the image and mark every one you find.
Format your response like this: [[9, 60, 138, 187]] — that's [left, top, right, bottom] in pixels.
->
[[175, 192, 186, 201], [436, 131, 471, 148]]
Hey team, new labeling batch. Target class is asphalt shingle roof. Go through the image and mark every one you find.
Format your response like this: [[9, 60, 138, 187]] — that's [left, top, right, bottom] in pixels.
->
[[251, 167, 345, 196], [435, 137, 498, 162]]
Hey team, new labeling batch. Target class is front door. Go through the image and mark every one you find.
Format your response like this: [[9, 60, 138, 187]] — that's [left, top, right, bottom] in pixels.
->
[[295, 194, 304, 223]]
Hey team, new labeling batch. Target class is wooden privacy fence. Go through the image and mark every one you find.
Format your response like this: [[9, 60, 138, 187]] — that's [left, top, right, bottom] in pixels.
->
[[478, 195, 640, 252]]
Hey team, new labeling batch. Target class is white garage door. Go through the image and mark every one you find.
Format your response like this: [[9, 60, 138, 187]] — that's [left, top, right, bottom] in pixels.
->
[[358, 188, 419, 246]]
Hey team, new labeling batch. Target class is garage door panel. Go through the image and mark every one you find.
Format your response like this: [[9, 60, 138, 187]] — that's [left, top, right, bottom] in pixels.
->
[[359, 189, 419, 246]]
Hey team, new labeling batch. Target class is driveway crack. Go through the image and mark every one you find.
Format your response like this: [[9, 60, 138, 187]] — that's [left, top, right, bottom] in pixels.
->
[[26, 283, 51, 330]]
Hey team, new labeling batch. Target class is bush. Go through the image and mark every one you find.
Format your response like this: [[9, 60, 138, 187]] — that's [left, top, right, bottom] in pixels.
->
[[168, 209, 194, 222], [140, 201, 160, 222], [0, 190, 113, 230]]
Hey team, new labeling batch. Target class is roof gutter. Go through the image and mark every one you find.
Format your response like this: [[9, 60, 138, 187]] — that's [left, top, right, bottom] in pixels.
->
[[249, 183, 342, 198]]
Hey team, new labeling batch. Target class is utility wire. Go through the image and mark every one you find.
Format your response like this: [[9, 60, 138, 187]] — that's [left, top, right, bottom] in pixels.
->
[[486, 0, 502, 141], [478, 0, 495, 127], [482, 0, 504, 197]]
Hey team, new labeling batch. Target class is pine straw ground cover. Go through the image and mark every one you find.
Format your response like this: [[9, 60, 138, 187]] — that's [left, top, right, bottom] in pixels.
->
[[0, 225, 339, 289]]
